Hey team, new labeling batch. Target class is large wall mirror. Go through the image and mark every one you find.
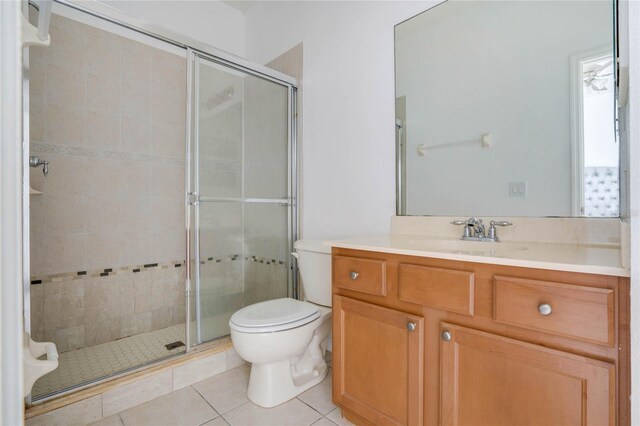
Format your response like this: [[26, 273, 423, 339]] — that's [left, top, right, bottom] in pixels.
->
[[395, 0, 620, 217]]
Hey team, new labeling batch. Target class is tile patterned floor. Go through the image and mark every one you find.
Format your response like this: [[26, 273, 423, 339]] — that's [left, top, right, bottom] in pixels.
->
[[33, 324, 186, 398], [90, 362, 354, 426]]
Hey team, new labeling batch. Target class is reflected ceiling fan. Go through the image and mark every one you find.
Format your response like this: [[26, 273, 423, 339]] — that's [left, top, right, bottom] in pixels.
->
[[583, 59, 613, 92]]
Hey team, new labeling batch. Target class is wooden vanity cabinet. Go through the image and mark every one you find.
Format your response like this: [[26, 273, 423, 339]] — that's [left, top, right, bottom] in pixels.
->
[[331, 248, 630, 426], [440, 323, 615, 426], [333, 296, 424, 425]]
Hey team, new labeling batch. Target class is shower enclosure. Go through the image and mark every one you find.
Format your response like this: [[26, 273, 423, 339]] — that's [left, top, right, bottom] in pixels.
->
[[24, 0, 297, 402]]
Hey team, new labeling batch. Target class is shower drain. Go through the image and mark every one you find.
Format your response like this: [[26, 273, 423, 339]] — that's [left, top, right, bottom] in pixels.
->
[[165, 341, 185, 350]]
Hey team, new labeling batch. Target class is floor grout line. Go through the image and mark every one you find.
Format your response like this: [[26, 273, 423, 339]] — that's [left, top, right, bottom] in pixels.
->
[[191, 384, 223, 420]]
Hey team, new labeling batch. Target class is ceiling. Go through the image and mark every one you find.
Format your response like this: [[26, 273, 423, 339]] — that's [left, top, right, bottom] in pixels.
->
[[222, 0, 258, 15]]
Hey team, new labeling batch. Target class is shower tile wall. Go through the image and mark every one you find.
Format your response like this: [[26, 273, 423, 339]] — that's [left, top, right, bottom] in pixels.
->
[[28, 14, 187, 353]]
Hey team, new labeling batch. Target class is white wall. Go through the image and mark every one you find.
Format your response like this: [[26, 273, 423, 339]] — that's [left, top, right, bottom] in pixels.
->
[[395, 1, 612, 217], [583, 90, 618, 168], [245, 1, 435, 239], [98, 0, 246, 57]]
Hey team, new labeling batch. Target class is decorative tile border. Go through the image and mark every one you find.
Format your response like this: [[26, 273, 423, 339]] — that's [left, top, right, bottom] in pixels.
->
[[31, 143, 240, 172], [30, 259, 185, 285], [30, 143, 184, 166], [31, 254, 287, 285]]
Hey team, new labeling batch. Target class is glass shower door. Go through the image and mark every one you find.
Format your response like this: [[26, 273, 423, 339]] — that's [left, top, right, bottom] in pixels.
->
[[190, 52, 293, 344]]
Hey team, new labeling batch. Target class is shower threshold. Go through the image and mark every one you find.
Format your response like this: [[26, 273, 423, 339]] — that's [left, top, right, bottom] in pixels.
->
[[31, 323, 186, 401]]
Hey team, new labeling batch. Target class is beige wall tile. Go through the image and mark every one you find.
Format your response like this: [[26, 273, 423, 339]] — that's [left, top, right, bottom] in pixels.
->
[[26, 395, 101, 426], [151, 307, 173, 330], [29, 284, 45, 341], [29, 60, 46, 102], [29, 196, 46, 277], [43, 155, 87, 196], [44, 325, 85, 353], [86, 111, 120, 150], [45, 234, 85, 274], [44, 279, 85, 331], [151, 122, 185, 158], [151, 196, 184, 230], [119, 231, 153, 266], [120, 311, 152, 337], [121, 113, 151, 154], [45, 103, 85, 146], [119, 162, 151, 196], [151, 227, 184, 264], [46, 194, 86, 235], [85, 275, 134, 322], [102, 369, 172, 417], [172, 351, 226, 390], [30, 100, 45, 143], [150, 164, 184, 197], [46, 63, 85, 109], [47, 16, 86, 69], [84, 233, 122, 270], [85, 159, 122, 196], [86, 195, 120, 233], [120, 196, 153, 233], [84, 319, 122, 347]]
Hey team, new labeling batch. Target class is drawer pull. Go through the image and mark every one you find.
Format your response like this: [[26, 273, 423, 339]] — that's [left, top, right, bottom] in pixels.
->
[[441, 331, 452, 341], [538, 303, 553, 316], [350, 271, 359, 280], [407, 322, 417, 332]]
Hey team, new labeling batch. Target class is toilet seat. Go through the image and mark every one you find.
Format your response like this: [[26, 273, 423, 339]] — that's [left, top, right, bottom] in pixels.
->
[[229, 298, 320, 333]]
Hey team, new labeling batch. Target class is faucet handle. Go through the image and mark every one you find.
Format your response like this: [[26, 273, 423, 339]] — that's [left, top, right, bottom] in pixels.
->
[[451, 220, 468, 225], [488, 220, 513, 241], [490, 220, 512, 227]]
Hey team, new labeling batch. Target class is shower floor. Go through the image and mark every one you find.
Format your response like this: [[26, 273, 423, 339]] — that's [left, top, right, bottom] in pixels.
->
[[32, 324, 186, 399]]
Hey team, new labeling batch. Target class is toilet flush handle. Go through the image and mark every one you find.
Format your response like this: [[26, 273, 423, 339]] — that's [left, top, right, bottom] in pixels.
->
[[291, 252, 299, 259]]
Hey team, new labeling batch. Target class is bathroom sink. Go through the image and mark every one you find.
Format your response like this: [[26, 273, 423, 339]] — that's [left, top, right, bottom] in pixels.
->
[[407, 238, 529, 257]]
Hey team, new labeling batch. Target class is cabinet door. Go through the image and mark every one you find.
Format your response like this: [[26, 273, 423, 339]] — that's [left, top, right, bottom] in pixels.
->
[[333, 296, 423, 426], [440, 323, 615, 426]]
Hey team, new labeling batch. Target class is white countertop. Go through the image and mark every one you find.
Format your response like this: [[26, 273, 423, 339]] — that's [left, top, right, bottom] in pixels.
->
[[328, 234, 630, 277]]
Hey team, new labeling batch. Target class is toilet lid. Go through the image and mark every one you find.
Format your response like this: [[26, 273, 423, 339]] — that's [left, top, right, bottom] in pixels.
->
[[229, 298, 320, 332]]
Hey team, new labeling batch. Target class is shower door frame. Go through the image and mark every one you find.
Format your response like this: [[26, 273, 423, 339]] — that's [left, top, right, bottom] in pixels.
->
[[187, 48, 298, 346], [22, 0, 299, 400]]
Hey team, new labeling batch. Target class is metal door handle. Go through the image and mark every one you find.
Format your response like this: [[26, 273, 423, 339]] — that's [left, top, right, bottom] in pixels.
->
[[407, 322, 417, 332], [442, 331, 452, 341]]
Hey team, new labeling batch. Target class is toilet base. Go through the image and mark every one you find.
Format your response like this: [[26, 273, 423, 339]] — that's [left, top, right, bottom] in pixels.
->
[[247, 359, 329, 408]]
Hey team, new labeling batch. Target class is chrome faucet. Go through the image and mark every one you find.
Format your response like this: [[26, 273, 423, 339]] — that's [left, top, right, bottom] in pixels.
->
[[451, 217, 512, 242], [29, 155, 49, 176]]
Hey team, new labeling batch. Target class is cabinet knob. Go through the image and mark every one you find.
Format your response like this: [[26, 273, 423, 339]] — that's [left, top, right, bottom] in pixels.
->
[[441, 331, 452, 341], [350, 271, 359, 280], [538, 303, 552, 316], [407, 322, 417, 332]]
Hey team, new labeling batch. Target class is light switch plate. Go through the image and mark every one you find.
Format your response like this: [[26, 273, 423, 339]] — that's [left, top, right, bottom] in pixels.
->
[[509, 181, 527, 197]]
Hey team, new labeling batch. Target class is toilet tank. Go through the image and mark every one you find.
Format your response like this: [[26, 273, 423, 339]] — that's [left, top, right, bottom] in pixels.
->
[[294, 240, 332, 307]]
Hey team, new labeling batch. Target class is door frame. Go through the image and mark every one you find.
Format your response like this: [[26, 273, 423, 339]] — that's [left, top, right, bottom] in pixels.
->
[[569, 45, 615, 216]]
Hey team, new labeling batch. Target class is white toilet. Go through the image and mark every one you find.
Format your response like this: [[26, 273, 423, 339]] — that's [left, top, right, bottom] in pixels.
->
[[229, 240, 332, 408]]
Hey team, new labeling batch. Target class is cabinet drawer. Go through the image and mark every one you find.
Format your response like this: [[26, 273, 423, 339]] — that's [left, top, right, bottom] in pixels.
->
[[333, 256, 386, 296], [493, 276, 615, 346], [398, 264, 474, 315]]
